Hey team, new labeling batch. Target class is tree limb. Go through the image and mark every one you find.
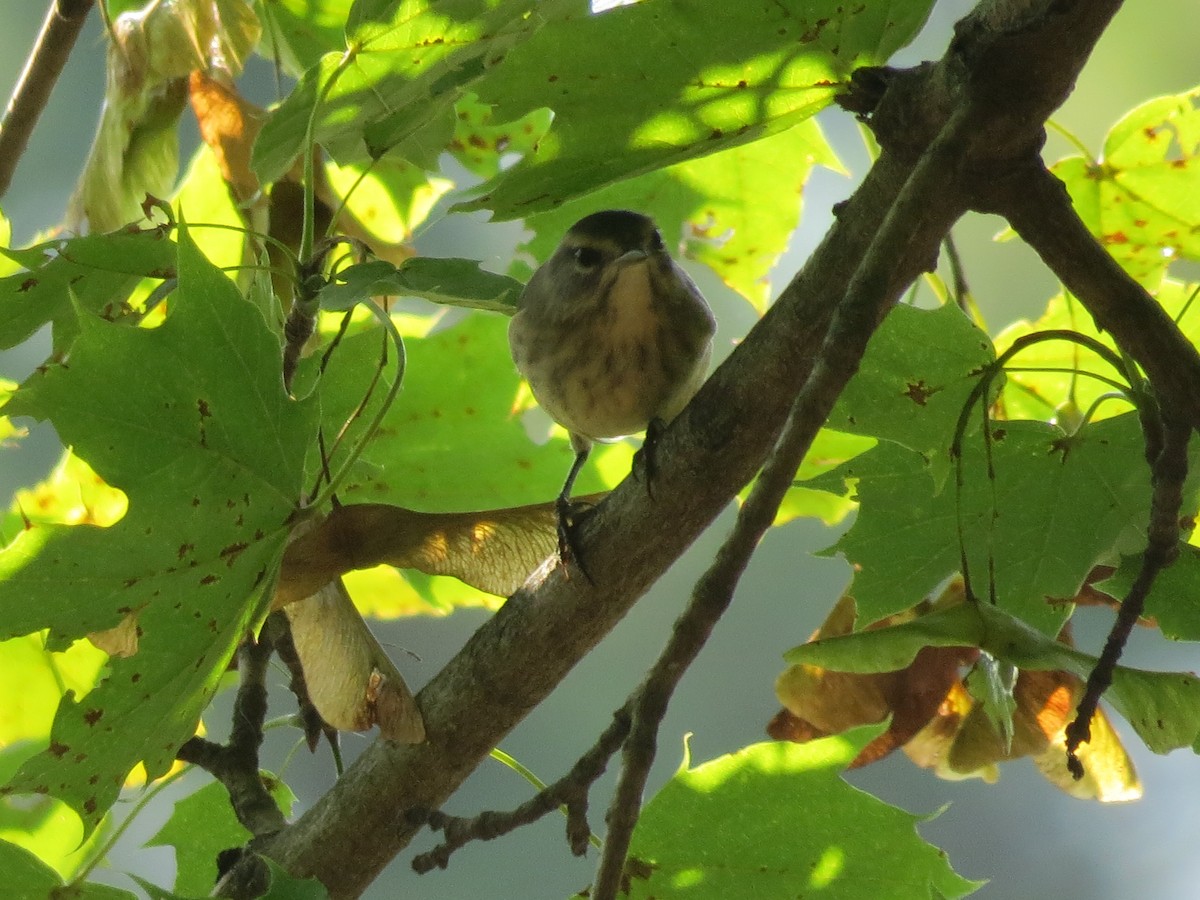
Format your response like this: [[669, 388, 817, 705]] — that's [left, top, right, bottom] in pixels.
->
[[982, 163, 1200, 430], [244, 1, 1152, 895], [177, 627, 288, 838], [0, 0, 93, 201]]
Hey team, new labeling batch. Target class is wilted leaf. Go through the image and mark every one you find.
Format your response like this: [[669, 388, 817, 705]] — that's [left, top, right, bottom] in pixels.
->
[[276, 496, 592, 607], [775, 589, 1142, 801], [786, 599, 1200, 757], [771, 593, 978, 767], [69, 0, 261, 231], [282, 578, 423, 742], [188, 71, 264, 203]]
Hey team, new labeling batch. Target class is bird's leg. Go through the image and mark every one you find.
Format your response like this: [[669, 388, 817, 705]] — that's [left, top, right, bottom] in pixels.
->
[[632, 416, 666, 500], [556, 439, 596, 583]]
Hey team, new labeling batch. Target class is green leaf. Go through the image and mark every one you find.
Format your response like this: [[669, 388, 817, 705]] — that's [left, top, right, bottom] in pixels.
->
[[448, 94, 553, 179], [1050, 87, 1200, 288], [259, 0, 353, 76], [261, 859, 331, 898], [517, 118, 839, 311], [1097, 544, 1200, 642], [147, 776, 296, 896], [319, 258, 523, 313], [625, 732, 979, 899], [828, 303, 997, 470], [252, 0, 549, 184], [994, 283, 1200, 421], [325, 158, 454, 243], [809, 414, 1152, 633], [0, 228, 177, 352], [463, 0, 933, 217], [0, 378, 25, 445], [331, 312, 629, 512], [0, 225, 317, 833], [785, 602, 1200, 755], [0, 838, 135, 898]]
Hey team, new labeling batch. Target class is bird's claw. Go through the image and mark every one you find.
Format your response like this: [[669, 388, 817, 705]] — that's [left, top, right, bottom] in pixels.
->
[[555, 496, 597, 584], [632, 417, 666, 500]]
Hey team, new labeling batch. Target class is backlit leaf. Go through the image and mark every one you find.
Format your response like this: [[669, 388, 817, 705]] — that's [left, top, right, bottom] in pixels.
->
[[0, 226, 317, 832]]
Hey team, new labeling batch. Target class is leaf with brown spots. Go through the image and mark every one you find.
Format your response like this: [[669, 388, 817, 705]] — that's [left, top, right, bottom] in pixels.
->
[[0, 225, 317, 835]]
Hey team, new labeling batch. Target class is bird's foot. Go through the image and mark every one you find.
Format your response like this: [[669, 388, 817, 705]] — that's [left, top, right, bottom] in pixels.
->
[[556, 495, 597, 584], [632, 417, 666, 500]]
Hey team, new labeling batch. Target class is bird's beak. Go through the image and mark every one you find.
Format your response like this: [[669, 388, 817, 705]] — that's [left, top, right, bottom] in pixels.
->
[[614, 249, 649, 268]]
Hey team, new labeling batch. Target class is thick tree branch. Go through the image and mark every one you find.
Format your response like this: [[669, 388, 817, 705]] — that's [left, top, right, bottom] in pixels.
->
[[0, 0, 93, 200], [247, 151, 905, 900], [246, 1, 1138, 895]]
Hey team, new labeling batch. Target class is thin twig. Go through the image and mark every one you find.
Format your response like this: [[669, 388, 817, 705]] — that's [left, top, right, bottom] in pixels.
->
[[177, 631, 288, 837], [1065, 411, 1189, 775], [0, 0, 94, 201], [265, 611, 338, 755], [408, 707, 631, 873]]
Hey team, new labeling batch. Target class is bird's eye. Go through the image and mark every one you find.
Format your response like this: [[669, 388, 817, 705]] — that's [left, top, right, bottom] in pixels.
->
[[648, 229, 665, 251], [573, 246, 604, 270]]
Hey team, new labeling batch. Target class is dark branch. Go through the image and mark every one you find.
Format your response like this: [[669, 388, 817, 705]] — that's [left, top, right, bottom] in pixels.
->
[[267, 611, 339, 755], [177, 630, 288, 838], [0, 0, 93, 201], [408, 707, 631, 873], [982, 163, 1200, 432], [246, 2, 1142, 895], [1065, 411, 1190, 774]]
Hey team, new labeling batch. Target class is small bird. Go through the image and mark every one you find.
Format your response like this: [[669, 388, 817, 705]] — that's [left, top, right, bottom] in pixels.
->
[[509, 210, 716, 573]]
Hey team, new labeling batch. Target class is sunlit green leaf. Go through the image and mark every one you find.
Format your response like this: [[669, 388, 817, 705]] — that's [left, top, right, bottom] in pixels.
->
[[995, 282, 1200, 421], [809, 414, 1152, 634], [0, 227, 177, 352], [147, 776, 295, 896], [1050, 87, 1200, 288], [465, 0, 932, 217], [326, 158, 454, 245], [625, 731, 979, 899], [252, 0, 552, 184], [259, 0, 353, 76], [449, 94, 553, 179], [329, 312, 629, 513], [0, 837, 134, 898], [516, 118, 839, 311]]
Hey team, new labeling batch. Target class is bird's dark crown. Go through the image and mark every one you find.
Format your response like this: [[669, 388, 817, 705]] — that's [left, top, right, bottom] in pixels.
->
[[565, 210, 658, 252]]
